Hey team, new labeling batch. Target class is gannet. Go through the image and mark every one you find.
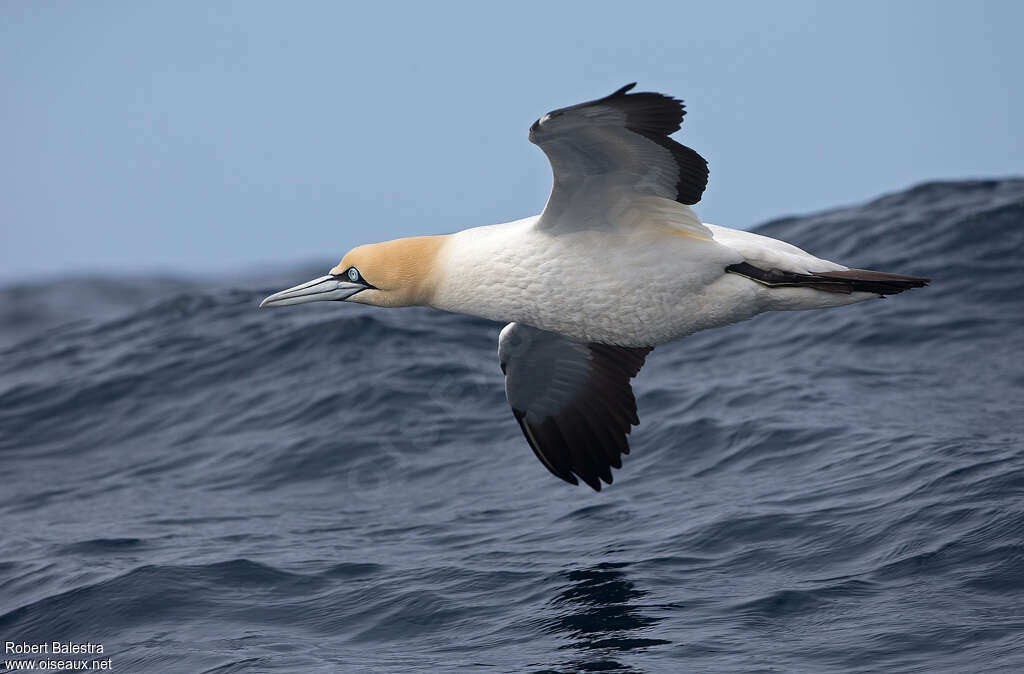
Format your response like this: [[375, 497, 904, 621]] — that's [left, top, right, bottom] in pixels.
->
[[261, 83, 928, 491]]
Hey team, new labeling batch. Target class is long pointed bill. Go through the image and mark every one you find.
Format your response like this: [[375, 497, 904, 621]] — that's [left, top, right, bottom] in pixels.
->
[[260, 275, 365, 307]]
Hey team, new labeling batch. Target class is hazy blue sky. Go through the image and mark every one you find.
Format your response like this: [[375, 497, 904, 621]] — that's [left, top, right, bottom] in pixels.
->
[[2, 1, 1021, 280]]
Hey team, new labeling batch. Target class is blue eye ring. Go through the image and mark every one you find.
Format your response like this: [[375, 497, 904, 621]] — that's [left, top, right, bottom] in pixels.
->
[[347, 267, 360, 282]]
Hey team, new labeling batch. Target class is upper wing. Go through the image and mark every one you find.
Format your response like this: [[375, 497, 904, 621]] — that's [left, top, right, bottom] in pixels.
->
[[498, 322, 652, 491], [529, 83, 710, 233]]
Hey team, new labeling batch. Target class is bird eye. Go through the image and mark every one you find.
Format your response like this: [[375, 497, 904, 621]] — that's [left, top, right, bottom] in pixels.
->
[[347, 267, 360, 282]]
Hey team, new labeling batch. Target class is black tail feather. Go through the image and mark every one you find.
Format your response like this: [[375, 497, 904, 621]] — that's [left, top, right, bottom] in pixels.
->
[[726, 262, 930, 296]]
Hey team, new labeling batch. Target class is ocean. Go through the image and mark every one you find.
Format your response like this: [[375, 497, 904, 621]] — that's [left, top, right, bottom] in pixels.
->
[[2, 179, 1022, 672]]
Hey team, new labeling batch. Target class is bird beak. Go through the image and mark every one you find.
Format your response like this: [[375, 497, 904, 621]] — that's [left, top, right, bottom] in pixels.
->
[[259, 275, 365, 307]]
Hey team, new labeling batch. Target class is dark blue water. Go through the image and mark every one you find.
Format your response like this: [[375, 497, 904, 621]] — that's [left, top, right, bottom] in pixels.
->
[[2, 179, 1023, 673]]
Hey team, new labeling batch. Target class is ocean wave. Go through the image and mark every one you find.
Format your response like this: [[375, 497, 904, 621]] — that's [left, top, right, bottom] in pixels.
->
[[1, 179, 1023, 672]]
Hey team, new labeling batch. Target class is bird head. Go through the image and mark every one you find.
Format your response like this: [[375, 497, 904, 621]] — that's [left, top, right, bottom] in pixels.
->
[[260, 235, 447, 309]]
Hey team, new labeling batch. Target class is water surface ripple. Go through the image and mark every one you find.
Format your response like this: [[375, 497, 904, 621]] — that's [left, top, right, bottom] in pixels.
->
[[2, 179, 1023, 672]]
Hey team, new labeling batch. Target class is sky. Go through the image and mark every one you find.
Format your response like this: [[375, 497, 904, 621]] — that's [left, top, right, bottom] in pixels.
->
[[2, 1, 1022, 281]]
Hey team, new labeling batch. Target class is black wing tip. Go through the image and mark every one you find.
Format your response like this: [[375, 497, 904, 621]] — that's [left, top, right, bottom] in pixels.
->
[[515, 403, 636, 491], [611, 82, 637, 97], [609, 82, 681, 103], [607, 83, 687, 139], [633, 131, 708, 204]]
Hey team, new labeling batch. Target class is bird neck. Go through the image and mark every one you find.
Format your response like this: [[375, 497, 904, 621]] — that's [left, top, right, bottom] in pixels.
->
[[429, 217, 545, 321]]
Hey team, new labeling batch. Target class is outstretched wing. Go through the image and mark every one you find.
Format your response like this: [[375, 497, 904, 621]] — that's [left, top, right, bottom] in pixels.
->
[[529, 83, 710, 232], [498, 322, 652, 491]]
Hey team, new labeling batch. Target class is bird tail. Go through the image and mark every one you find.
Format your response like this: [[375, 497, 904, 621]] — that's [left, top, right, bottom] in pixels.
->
[[812, 268, 931, 295], [726, 262, 930, 295]]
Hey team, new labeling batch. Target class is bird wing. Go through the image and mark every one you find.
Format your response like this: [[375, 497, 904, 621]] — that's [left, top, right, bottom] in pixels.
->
[[529, 83, 711, 237], [498, 322, 652, 491]]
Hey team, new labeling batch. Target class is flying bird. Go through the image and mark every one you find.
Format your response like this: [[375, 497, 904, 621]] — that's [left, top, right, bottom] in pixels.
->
[[261, 83, 928, 491]]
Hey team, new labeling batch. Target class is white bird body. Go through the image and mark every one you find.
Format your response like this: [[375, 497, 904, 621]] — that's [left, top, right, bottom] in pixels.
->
[[432, 210, 869, 347], [261, 83, 928, 491]]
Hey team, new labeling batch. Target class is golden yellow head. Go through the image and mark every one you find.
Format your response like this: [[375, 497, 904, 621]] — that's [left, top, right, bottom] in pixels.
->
[[330, 235, 448, 307], [260, 234, 449, 309]]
